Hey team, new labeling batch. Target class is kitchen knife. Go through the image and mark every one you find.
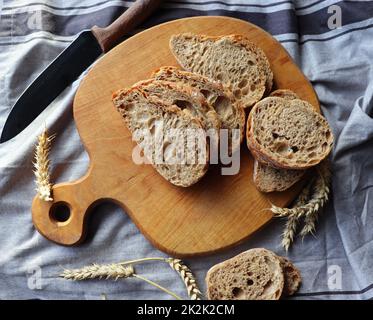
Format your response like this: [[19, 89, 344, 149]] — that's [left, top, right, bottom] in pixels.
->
[[0, 0, 162, 143]]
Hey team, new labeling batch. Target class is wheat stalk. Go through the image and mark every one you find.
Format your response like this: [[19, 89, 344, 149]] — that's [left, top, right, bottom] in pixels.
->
[[300, 213, 318, 237], [281, 215, 298, 251], [274, 161, 331, 250], [281, 180, 312, 251], [60, 263, 182, 300], [167, 258, 203, 300], [34, 128, 55, 201], [299, 163, 331, 237], [131, 274, 182, 300]]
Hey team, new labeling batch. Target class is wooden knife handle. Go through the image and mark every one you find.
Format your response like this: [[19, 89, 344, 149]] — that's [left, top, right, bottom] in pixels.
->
[[92, 0, 162, 53]]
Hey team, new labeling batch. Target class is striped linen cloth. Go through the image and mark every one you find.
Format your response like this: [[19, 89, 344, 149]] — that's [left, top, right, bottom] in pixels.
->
[[0, 0, 373, 300]]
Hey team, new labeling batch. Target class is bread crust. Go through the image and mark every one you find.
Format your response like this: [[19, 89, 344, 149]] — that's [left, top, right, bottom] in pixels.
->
[[279, 256, 302, 296], [269, 89, 299, 100], [253, 160, 305, 192]]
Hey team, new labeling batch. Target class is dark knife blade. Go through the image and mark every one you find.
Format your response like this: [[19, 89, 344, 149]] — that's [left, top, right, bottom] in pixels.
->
[[0, 0, 162, 143], [0, 31, 102, 143]]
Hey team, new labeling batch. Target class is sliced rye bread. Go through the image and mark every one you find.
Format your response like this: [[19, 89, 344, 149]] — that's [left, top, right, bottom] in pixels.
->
[[206, 248, 284, 300], [151, 66, 245, 153], [170, 33, 273, 109], [133, 79, 220, 134], [112, 87, 209, 187], [246, 97, 333, 170], [253, 89, 304, 192], [253, 160, 305, 192], [279, 257, 302, 296], [269, 89, 300, 100]]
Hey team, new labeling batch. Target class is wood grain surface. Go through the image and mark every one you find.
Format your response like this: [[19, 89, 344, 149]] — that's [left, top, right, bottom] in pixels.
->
[[32, 16, 319, 257]]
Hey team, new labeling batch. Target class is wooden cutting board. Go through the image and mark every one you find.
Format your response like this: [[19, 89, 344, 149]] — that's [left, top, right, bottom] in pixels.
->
[[31, 16, 319, 257]]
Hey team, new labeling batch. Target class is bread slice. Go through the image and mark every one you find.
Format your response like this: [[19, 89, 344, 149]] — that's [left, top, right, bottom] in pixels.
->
[[279, 257, 302, 296], [170, 33, 273, 108], [133, 79, 220, 134], [112, 87, 209, 187], [253, 161, 305, 192], [206, 248, 284, 300], [247, 97, 333, 169], [253, 89, 304, 192], [269, 89, 299, 100], [151, 66, 245, 153]]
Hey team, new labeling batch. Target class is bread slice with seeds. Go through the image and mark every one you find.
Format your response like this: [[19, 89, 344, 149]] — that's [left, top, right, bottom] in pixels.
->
[[247, 97, 333, 170], [206, 248, 284, 300], [112, 87, 209, 187], [151, 66, 245, 153], [170, 33, 273, 108]]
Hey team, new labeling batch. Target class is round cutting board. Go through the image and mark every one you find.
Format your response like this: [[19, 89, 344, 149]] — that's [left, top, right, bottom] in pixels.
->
[[31, 16, 319, 257]]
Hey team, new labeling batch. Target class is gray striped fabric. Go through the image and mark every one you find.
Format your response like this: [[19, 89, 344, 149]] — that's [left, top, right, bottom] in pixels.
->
[[0, 0, 373, 300]]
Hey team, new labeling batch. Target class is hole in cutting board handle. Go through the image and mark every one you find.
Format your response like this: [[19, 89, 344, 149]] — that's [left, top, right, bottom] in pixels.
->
[[31, 174, 103, 246], [49, 202, 71, 225]]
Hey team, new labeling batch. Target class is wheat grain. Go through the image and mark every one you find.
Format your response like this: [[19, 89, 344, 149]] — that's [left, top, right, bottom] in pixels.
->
[[34, 128, 55, 201], [299, 162, 331, 237], [61, 263, 134, 280], [281, 180, 312, 251], [274, 161, 331, 249], [167, 258, 203, 300], [300, 214, 318, 237], [281, 215, 298, 251]]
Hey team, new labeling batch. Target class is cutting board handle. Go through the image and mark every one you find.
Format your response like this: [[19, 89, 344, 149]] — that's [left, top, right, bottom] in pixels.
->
[[31, 171, 102, 245], [92, 0, 162, 53]]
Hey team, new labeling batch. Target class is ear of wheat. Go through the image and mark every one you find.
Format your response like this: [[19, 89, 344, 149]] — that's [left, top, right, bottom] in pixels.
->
[[34, 128, 55, 202], [167, 258, 202, 300], [61, 263, 134, 281], [299, 163, 331, 237], [281, 179, 313, 251], [274, 161, 331, 250], [61, 263, 182, 300]]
